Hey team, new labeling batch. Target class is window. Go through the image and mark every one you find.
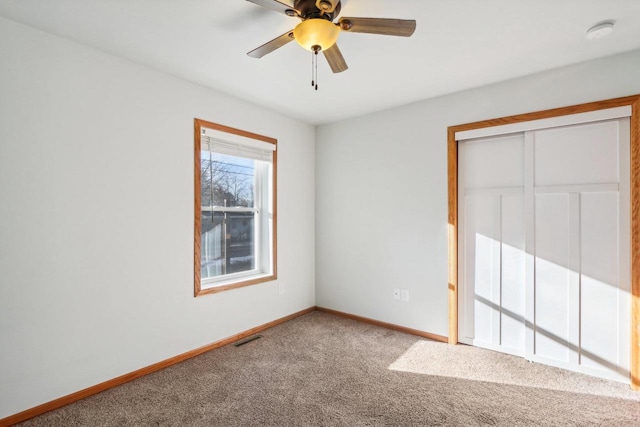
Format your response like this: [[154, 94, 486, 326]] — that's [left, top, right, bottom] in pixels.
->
[[194, 119, 277, 296]]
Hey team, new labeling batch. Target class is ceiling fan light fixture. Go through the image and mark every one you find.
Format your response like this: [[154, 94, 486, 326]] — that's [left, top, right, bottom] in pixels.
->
[[293, 18, 340, 51]]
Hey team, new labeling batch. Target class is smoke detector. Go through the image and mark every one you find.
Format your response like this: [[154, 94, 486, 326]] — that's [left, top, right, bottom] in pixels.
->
[[586, 21, 614, 40]]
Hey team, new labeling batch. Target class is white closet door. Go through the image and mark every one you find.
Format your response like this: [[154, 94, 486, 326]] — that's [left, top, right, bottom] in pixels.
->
[[458, 134, 526, 356], [528, 119, 630, 382], [458, 114, 630, 383]]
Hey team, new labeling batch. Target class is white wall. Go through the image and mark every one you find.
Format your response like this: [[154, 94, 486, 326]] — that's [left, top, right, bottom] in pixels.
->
[[0, 17, 315, 418], [315, 48, 640, 337]]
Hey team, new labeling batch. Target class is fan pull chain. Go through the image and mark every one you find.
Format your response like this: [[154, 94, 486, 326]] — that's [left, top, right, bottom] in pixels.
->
[[311, 46, 320, 91], [311, 50, 314, 88]]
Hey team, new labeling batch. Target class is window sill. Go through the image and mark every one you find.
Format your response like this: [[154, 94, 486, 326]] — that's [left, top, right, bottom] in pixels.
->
[[195, 273, 276, 297]]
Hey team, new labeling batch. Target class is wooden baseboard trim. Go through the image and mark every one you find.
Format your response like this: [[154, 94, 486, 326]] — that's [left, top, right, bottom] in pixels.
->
[[315, 306, 448, 343], [1, 305, 445, 425], [0, 307, 314, 427]]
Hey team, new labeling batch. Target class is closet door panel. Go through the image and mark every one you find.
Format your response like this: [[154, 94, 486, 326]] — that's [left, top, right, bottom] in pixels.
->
[[463, 194, 501, 344], [533, 121, 619, 186], [500, 193, 526, 354], [580, 191, 620, 373], [534, 193, 571, 363], [461, 135, 524, 189]]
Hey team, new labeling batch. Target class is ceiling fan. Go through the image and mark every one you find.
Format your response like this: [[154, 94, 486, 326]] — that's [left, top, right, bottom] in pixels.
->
[[245, 0, 416, 86]]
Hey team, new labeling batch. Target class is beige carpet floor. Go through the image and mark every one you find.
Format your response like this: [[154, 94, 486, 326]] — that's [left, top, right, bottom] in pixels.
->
[[18, 311, 640, 426]]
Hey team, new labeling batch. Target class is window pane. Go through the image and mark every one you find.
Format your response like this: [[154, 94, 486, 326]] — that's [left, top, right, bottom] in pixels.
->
[[201, 151, 255, 208], [201, 211, 255, 279], [226, 212, 256, 274]]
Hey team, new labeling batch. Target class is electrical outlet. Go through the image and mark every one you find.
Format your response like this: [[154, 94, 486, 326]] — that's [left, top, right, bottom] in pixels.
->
[[393, 288, 401, 300], [278, 283, 284, 295], [401, 289, 409, 302]]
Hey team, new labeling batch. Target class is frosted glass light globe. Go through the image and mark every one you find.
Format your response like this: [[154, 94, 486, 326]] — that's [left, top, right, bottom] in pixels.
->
[[294, 19, 340, 51]]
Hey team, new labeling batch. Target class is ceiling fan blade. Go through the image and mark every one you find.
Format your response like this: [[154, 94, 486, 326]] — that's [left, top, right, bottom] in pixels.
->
[[338, 17, 416, 37], [323, 44, 348, 73], [247, 30, 295, 58], [245, 0, 299, 17]]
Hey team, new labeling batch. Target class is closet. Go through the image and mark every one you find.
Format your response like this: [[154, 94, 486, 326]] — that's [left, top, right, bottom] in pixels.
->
[[456, 107, 631, 383]]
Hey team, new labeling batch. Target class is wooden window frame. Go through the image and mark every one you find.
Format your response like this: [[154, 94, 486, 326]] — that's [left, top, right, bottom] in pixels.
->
[[194, 118, 278, 296], [447, 95, 640, 390]]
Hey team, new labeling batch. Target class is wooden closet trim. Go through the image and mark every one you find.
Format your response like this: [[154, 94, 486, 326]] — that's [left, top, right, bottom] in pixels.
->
[[447, 95, 640, 390]]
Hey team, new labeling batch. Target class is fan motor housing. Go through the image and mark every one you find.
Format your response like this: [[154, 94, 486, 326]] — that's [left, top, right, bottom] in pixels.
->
[[294, 0, 341, 20]]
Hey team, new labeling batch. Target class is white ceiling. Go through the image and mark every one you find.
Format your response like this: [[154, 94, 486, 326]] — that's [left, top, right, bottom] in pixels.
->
[[1, 0, 640, 125]]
